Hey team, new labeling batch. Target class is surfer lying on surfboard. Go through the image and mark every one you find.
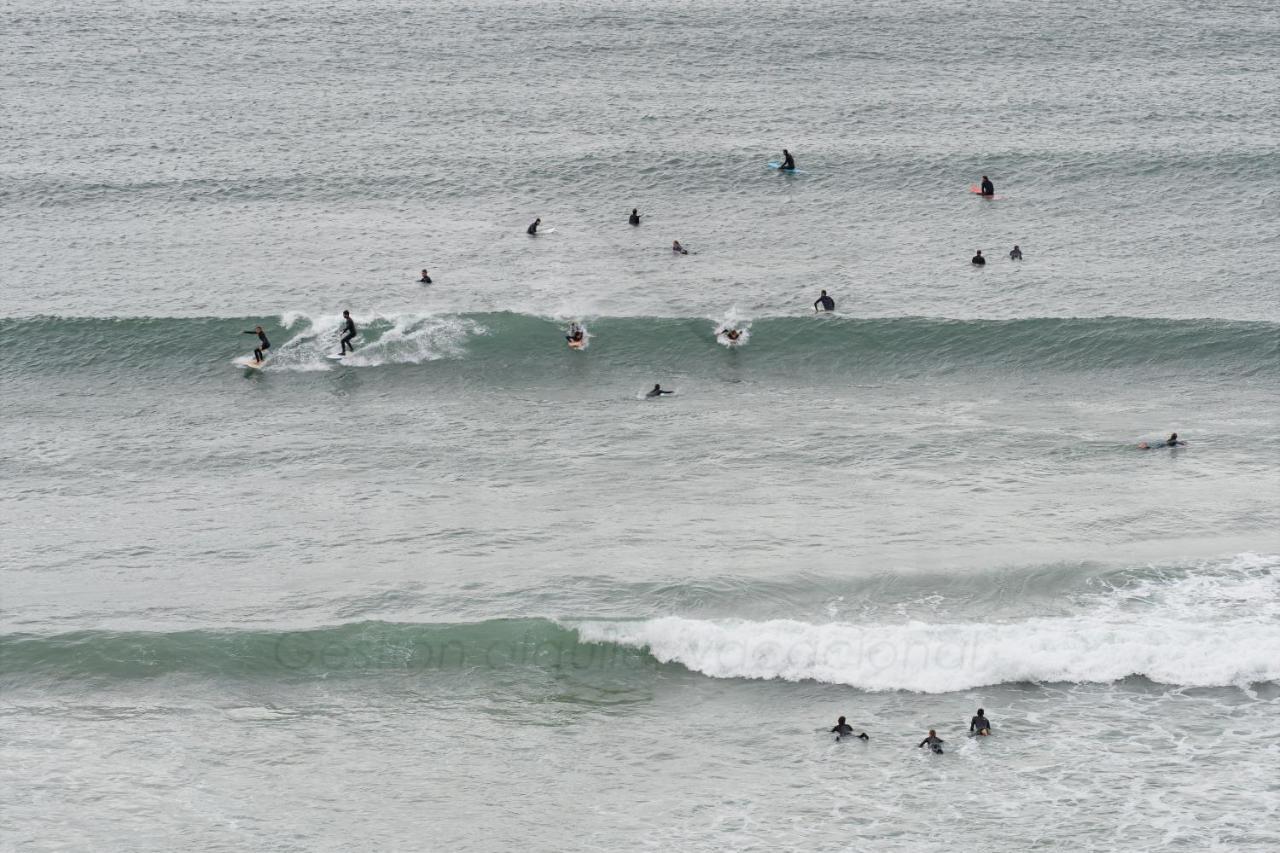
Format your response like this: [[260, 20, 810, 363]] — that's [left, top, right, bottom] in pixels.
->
[[1138, 432, 1188, 449]]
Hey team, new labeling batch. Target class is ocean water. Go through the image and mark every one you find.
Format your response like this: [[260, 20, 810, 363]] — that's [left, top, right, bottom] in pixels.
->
[[2, 0, 1279, 850]]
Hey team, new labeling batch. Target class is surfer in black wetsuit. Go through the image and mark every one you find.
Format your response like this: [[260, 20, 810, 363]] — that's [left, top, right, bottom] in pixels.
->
[[646, 384, 674, 398], [814, 290, 835, 312], [565, 323, 585, 344], [527, 218, 541, 235], [629, 208, 641, 226], [970, 709, 991, 736], [1009, 245, 1022, 260], [339, 310, 357, 355], [419, 269, 432, 283], [720, 328, 742, 342], [781, 149, 796, 170], [980, 175, 994, 196], [831, 716, 869, 741], [242, 325, 270, 363], [918, 730, 945, 754], [972, 250, 986, 265], [672, 240, 688, 254], [1165, 432, 1186, 447]]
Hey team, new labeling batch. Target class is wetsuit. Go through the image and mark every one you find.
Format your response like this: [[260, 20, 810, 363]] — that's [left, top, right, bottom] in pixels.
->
[[527, 220, 539, 235], [629, 211, 640, 226], [919, 735, 945, 753], [243, 329, 270, 362], [1009, 247, 1022, 260], [832, 723, 869, 740], [782, 152, 796, 170], [340, 316, 357, 354], [646, 387, 673, 398], [419, 273, 432, 283], [972, 253, 986, 265], [815, 294, 835, 311], [970, 715, 991, 735], [566, 326, 583, 343], [980, 179, 994, 196]]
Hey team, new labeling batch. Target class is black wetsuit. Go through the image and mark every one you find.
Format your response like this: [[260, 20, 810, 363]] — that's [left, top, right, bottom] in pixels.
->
[[629, 211, 640, 225], [919, 735, 945, 753], [420, 274, 432, 284], [972, 253, 986, 265], [815, 294, 835, 311], [980, 179, 994, 196], [782, 152, 796, 170], [1009, 248, 1022, 260], [832, 724, 869, 740], [244, 329, 270, 361], [970, 715, 991, 734], [527, 220, 539, 235], [646, 388, 673, 398], [340, 317, 357, 354]]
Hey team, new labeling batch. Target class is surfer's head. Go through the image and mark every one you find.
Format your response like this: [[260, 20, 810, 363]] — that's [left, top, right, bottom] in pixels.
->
[[837, 716, 846, 725]]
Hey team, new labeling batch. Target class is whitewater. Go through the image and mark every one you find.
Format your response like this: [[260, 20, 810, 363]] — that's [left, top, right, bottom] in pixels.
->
[[3, 0, 1280, 850]]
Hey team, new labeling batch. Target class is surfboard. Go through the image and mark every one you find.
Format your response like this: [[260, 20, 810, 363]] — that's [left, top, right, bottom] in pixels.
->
[[326, 353, 346, 361], [568, 338, 586, 350], [969, 185, 1004, 199], [767, 162, 806, 174], [234, 356, 267, 369]]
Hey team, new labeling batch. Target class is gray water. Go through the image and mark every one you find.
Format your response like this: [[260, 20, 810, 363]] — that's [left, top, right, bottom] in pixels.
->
[[3, 0, 1279, 850]]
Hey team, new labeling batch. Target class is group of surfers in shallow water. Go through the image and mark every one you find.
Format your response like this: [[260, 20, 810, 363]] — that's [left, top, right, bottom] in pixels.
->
[[833, 708, 994, 755]]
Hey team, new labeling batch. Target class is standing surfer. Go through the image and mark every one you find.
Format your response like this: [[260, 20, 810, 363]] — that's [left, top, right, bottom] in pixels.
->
[[339, 310, 357, 356], [242, 325, 270, 364]]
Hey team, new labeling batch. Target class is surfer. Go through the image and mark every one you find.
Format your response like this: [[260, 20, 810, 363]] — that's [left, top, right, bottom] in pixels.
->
[[971, 249, 986, 265], [970, 709, 992, 736], [831, 716, 869, 741], [780, 149, 796, 170], [1139, 432, 1188, 449], [646, 384, 674, 398], [339, 310, 357, 355], [565, 323, 585, 344], [672, 240, 688, 254], [1009, 245, 1022, 260], [629, 208, 641, 226], [980, 175, 994, 196], [814, 290, 835, 312], [242, 325, 270, 363], [527, 217, 541, 235], [720, 328, 742, 342], [418, 269, 432, 283], [918, 730, 945, 754]]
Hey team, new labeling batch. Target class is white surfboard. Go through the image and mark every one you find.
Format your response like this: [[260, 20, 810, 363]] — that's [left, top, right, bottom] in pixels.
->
[[234, 356, 267, 369]]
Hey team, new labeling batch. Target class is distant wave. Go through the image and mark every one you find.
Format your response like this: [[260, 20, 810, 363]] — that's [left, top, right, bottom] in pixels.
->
[[4, 312, 1276, 378]]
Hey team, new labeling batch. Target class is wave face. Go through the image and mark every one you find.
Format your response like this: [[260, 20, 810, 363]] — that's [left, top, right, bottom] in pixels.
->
[[5, 557, 1276, 692], [5, 312, 1277, 378]]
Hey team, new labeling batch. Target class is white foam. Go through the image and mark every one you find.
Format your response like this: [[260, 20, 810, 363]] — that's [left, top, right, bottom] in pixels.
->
[[573, 556, 1280, 692], [266, 310, 479, 370]]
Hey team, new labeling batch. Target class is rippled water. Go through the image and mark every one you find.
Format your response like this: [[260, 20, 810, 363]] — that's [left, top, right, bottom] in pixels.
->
[[3, 0, 1279, 850]]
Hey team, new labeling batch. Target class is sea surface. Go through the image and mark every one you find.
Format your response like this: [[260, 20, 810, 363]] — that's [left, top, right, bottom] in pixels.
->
[[2, 0, 1279, 850]]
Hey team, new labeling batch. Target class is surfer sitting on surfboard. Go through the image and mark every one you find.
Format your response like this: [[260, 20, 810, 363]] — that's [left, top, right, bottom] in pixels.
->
[[814, 290, 835, 312], [418, 268, 432, 283], [527, 217, 541, 235], [970, 709, 992, 736], [672, 240, 688, 254], [1009, 245, 1022, 260], [780, 149, 796, 170], [339, 310, 357, 355], [972, 249, 986, 265], [242, 326, 270, 363], [629, 208, 640, 226], [980, 175, 994, 196]]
